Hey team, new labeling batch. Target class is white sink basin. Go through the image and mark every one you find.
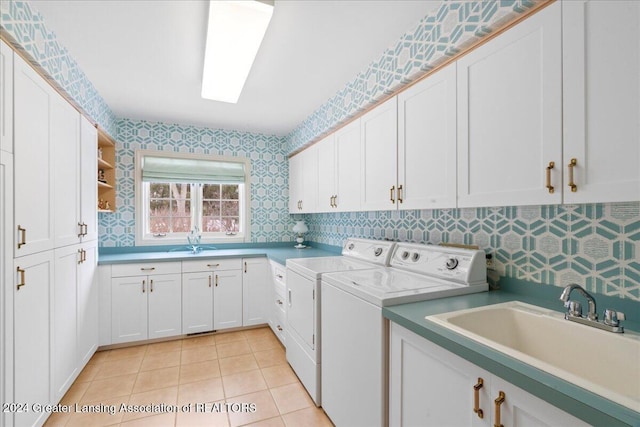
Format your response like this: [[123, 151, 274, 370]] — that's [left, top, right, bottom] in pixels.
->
[[426, 301, 640, 412]]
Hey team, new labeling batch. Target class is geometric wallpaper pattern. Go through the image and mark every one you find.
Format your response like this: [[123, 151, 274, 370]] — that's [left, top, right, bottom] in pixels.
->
[[301, 202, 640, 301], [0, 0, 117, 136], [285, 0, 540, 154], [4, 0, 639, 301], [98, 119, 290, 247]]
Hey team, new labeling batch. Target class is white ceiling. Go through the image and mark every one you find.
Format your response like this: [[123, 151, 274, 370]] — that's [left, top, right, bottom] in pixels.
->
[[31, 1, 440, 137]]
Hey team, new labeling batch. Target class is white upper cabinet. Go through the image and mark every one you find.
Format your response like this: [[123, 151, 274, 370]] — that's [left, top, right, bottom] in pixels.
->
[[0, 40, 13, 153], [335, 119, 362, 212], [398, 62, 457, 210], [562, 0, 640, 203], [457, 2, 562, 208], [360, 96, 398, 211], [53, 93, 81, 248], [13, 53, 55, 257], [288, 145, 319, 213], [317, 134, 337, 213], [80, 117, 98, 241]]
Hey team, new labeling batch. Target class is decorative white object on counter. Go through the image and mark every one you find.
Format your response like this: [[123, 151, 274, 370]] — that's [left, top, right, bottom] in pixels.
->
[[292, 220, 308, 248]]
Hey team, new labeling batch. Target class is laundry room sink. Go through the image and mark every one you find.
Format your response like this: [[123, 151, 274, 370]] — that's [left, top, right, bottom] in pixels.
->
[[426, 301, 640, 412]]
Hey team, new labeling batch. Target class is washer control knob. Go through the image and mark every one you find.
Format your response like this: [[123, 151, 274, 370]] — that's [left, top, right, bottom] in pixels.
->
[[411, 252, 420, 262], [401, 251, 410, 260], [374, 248, 383, 257], [446, 258, 459, 270]]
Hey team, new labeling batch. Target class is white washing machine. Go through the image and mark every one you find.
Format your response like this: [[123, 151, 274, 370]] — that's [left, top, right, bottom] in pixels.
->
[[321, 243, 488, 427], [285, 238, 396, 406]]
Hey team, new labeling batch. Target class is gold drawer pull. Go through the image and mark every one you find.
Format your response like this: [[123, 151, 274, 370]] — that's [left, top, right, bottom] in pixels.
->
[[546, 161, 555, 193], [568, 158, 577, 192], [473, 378, 484, 419], [276, 325, 283, 331], [207, 263, 220, 268], [78, 249, 83, 264], [142, 279, 146, 293], [16, 267, 26, 290], [276, 299, 283, 305], [215, 274, 219, 287], [390, 185, 395, 203], [494, 391, 505, 427], [398, 184, 403, 203], [150, 279, 154, 292], [140, 267, 155, 271], [17, 225, 26, 248]]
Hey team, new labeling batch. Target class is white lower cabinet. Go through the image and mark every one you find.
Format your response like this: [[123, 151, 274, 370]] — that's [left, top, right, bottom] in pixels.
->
[[13, 251, 54, 427], [110, 262, 182, 344], [390, 322, 588, 427], [269, 261, 286, 345], [214, 269, 243, 330], [182, 272, 214, 334], [242, 258, 270, 326], [77, 242, 98, 365]]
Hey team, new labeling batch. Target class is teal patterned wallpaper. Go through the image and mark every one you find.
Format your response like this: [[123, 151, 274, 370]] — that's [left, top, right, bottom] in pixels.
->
[[99, 119, 290, 246], [0, 0, 117, 136], [3, 0, 638, 301]]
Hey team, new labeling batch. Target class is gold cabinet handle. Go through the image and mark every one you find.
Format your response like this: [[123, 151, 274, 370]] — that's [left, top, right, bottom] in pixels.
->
[[78, 249, 83, 264], [276, 274, 284, 279], [150, 279, 154, 292], [390, 185, 396, 204], [299, 200, 303, 210], [546, 161, 555, 193], [208, 275, 212, 287], [276, 325, 283, 331], [215, 274, 219, 287], [494, 391, 505, 427], [398, 184, 403, 203], [334, 195, 338, 208], [140, 267, 155, 271], [206, 263, 220, 268], [78, 222, 84, 238], [473, 378, 484, 419], [277, 299, 283, 305], [17, 225, 26, 249], [567, 158, 577, 192], [83, 223, 88, 236], [16, 267, 25, 291], [142, 279, 146, 293], [244, 261, 247, 273]]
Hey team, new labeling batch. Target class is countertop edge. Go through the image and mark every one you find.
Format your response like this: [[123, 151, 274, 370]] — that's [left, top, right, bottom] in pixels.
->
[[382, 293, 640, 427]]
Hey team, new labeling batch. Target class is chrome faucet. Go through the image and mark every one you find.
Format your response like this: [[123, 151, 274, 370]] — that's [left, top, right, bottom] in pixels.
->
[[559, 284, 597, 321], [559, 284, 625, 333]]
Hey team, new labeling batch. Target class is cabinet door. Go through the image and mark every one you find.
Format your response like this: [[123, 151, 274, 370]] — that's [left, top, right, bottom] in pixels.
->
[[111, 276, 148, 343], [14, 251, 53, 427], [78, 241, 98, 365], [457, 3, 562, 208], [148, 273, 182, 339], [288, 153, 302, 213], [242, 258, 270, 326], [53, 245, 80, 402], [563, 0, 640, 203], [214, 269, 243, 330], [182, 272, 214, 334], [390, 322, 489, 427], [491, 376, 589, 427], [13, 53, 55, 257], [316, 134, 336, 212], [335, 119, 361, 212], [0, 40, 13, 153], [360, 97, 398, 211], [398, 63, 457, 209], [53, 93, 81, 248], [80, 116, 98, 241], [300, 145, 319, 213], [0, 152, 13, 421]]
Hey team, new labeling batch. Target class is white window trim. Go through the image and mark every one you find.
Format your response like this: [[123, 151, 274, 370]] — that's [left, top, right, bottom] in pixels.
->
[[135, 150, 251, 246]]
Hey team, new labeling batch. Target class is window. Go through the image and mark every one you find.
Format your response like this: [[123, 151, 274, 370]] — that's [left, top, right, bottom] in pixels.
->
[[135, 150, 250, 245]]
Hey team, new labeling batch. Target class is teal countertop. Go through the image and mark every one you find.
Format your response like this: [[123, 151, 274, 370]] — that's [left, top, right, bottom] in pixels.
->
[[98, 243, 341, 266], [383, 284, 640, 427]]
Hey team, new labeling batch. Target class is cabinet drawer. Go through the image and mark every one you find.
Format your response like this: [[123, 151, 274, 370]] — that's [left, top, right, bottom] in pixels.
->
[[111, 261, 181, 277], [182, 258, 241, 273]]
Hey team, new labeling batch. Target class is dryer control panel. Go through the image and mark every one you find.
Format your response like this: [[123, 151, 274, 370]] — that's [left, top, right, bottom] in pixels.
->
[[390, 243, 487, 286], [342, 238, 396, 266]]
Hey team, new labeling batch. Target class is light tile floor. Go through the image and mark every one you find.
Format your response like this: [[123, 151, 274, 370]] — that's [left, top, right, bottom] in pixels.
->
[[44, 327, 334, 427]]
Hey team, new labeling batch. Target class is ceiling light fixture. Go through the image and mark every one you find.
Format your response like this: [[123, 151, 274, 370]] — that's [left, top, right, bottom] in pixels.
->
[[201, 0, 274, 104]]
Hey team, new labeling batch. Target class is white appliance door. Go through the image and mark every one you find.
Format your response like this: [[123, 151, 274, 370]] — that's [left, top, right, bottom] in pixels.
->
[[286, 269, 315, 350]]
